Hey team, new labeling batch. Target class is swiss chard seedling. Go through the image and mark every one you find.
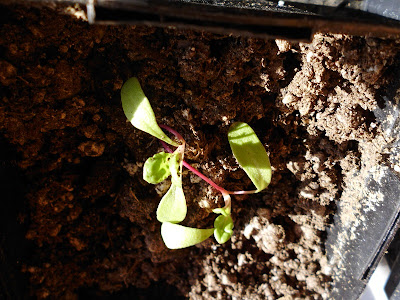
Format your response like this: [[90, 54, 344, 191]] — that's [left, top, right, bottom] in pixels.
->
[[121, 77, 271, 249]]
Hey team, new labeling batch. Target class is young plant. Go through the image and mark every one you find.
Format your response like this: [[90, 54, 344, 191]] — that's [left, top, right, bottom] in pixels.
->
[[122, 77, 186, 223], [121, 77, 271, 249]]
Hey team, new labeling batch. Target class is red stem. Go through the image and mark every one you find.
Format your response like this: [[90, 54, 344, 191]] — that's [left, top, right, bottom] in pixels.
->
[[158, 124, 258, 196], [160, 140, 255, 196], [159, 124, 184, 143], [184, 160, 230, 195]]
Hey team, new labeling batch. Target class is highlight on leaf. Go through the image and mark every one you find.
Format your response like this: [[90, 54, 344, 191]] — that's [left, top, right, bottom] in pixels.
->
[[156, 151, 187, 223], [143, 152, 172, 184], [121, 77, 178, 146], [228, 122, 271, 192], [121, 77, 273, 249], [214, 214, 234, 244], [161, 222, 214, 249]]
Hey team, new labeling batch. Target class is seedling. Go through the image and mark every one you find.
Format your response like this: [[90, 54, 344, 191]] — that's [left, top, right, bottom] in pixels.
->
[[121, 77, 271, 249]]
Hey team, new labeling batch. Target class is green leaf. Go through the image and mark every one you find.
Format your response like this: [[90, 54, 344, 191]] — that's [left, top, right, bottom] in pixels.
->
[[143, 152, 172, 184], [161, 222, 214, 249], [212, 206, 231, 216], [214, 214, 234, 244], [156, 183, 187, 223], [228, 122, 271, 192], [121, 77, 178, 146], [156, 151, 187, 223]]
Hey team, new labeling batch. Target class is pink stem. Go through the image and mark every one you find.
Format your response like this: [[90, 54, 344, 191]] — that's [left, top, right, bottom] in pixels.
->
[[184, 161, 231, 196], [159, 123, 184, 143], [231, 190, 257, 195], [160, 140, 254, 196]]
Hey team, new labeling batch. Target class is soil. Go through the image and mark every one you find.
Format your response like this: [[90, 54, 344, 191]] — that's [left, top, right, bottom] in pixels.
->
[[1, 2, 400, 299]]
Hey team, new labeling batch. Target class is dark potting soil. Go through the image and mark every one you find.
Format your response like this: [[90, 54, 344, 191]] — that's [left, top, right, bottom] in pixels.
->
[[1, 2, 400, 299]]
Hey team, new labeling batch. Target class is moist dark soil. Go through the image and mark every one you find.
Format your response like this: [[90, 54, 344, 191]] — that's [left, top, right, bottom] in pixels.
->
[[1, 2, 400, 299]]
